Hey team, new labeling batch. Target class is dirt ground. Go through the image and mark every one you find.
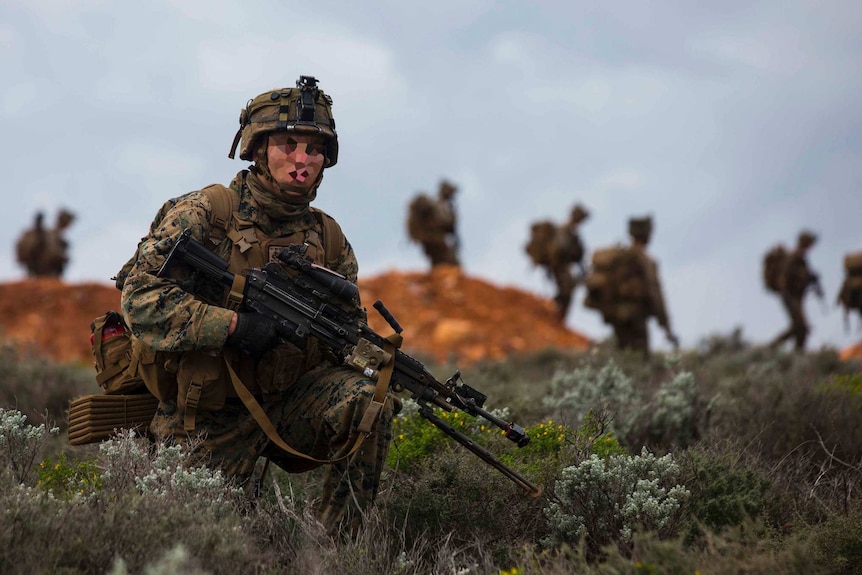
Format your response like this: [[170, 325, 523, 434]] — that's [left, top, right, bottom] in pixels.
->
[[0, 267, 590, 366]]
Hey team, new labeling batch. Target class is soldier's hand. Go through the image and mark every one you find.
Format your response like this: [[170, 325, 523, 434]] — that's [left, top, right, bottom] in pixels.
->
[[227, 312, 280, 358]]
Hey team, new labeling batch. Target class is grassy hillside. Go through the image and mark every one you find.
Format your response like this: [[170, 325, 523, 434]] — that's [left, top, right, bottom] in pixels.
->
[[2, 335, 862, 574]]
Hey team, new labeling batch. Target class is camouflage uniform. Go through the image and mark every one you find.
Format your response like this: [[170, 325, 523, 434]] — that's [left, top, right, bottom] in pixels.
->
[[15, 209, 75, 278], [40, 209, 76, 277], [770, 231, 818, 351], [408, 181, 460, 267], [548, 205, 588, 322], [121, 79, 394, 535], [610, 246, 672, 355], [15, 212, 47, 277], [610, 218, 676, 356]]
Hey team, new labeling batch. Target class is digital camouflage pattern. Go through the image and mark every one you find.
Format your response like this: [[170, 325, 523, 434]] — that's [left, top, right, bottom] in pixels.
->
[[150, 363, 394, 533], [121, 167, 392, 534], [121, 170, 359, 353]]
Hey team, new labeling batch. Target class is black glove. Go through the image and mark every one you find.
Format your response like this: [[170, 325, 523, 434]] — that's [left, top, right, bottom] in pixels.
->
[[227, 312, 280, 358]]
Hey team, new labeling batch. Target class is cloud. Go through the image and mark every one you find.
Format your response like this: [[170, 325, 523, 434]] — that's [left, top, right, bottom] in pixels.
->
[[0, 82, 43, 117], [114, 140, 207, 182]]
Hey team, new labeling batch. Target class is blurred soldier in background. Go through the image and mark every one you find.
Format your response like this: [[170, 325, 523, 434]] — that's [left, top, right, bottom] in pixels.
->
[[837, 247, 862, 325], [525, 203, 590, 322], [769, 230, 821, 352], [15, 208, 75, 278], [584, 216, 679, 356], [41, 209, 76, 277], [407, 180, 460, 267], [15, 211, 47, 277]]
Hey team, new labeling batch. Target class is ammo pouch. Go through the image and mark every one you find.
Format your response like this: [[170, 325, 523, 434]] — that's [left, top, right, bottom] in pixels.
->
[[175, 350, 228, 432], [90, 311, 146, 395]]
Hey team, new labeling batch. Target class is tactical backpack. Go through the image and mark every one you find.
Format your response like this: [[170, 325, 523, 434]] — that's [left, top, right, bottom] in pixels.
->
[[525, 221, 557, 266], [762, 245, 788, 293], [525, 221, 585, 268], [406, 193, 438, 243], [583, 246, 650, 324], [70, 183, 344, 446], [15, 229, 45, 269], [837, 250, 862, 319]]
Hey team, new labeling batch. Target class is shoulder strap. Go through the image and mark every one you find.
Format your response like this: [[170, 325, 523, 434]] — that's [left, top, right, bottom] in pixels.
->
[[201, 184, 240, 246], [310, 207, 345, 268]]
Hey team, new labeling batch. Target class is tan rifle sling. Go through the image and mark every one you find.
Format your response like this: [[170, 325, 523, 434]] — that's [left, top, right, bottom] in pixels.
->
[[195, 183, 391, 466]]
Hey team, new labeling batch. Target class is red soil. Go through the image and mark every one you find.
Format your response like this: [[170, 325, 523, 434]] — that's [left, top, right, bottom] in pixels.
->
[[0, 267, 590, 366]]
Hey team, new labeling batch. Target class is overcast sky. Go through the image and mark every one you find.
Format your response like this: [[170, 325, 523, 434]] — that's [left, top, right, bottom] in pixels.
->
[[3, 0, 861, 352]]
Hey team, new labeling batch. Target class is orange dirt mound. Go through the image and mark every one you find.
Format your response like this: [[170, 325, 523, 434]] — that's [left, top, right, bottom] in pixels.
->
[[0, 268, 590, 365], [840, 341, 862, 361]]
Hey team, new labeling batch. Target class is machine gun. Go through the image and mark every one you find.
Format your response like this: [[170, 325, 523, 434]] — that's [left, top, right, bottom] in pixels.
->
[[159, 228, 541, 496]]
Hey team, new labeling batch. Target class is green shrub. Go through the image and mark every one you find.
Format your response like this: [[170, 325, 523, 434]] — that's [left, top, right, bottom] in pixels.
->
[[807, 512, 862, 575], [544, 448, 690, 558], [0, 407, 59, 484], [37, 451, 102, 499], [678, 446, 778, 536], [543, 359, 641, 441]]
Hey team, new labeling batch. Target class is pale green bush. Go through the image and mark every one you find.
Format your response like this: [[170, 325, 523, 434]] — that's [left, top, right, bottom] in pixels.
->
[[543, 360, 641, 439], [544, 448, 690, 556], [0, 407, 59, 484]]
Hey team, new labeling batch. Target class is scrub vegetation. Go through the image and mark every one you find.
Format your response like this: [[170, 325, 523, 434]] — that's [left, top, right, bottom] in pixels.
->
[[2, 334, 862, 574]]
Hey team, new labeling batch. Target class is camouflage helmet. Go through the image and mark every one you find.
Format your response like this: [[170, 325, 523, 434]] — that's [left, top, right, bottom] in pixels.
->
[[798, 230, 817, 247], [439, 180, 457, 198], [570, 203, 590, 223], [228, 75, 338, 167], [57, 209, 75, 227], [628, 216, 653, 241]]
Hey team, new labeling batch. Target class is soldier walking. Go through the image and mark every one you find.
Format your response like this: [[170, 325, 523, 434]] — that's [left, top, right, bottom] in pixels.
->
[[406, 180, 460, 267], [15, 208, 75, 278], [769, 231, 821, 351], [41, 209, 76, 277], [525, 203, 590, 322], [584, 216, 679, 356], [15, 211, 47, 277]]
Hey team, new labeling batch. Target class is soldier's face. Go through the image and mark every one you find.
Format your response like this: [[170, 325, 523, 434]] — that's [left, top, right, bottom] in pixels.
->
[[266, 133, 326, 189]]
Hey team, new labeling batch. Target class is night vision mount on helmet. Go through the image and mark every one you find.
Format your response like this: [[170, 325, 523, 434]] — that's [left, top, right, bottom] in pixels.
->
[[229, 75, 339, 167]]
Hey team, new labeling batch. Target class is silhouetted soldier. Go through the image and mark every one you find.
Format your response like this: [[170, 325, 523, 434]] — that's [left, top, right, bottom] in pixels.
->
[[40, 209, 76, 277], [525, 203, 590, 322], [584, 216, 678, 356], [770, 230, 821, 351], [407, 180, 460, 267], [15, 211, 47, 277]]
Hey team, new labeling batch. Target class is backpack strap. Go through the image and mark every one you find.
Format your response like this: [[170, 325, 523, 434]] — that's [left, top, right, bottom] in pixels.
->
[[310, 207, 345, 268], [201, 183, 240, 247]]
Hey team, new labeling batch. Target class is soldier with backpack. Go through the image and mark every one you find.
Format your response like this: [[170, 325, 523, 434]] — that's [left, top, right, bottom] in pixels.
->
[[118, 76, 396, 536], [768, 230, 821, 351], [524, 203, 590, 322], [584, 216, 678, 356], [15, 208, 76, 278], [406, 180, 460, 267], [837, 249, 862, 325], [41, 209, 76, 277], [15, 211, 47, 277]]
